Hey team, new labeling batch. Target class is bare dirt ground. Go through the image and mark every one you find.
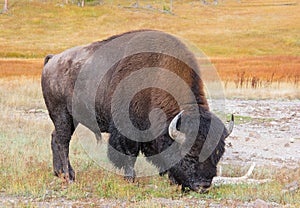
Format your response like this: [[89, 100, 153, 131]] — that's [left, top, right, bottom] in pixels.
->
[[1, 99, 299, 207], [0, 194, 284, 207], [222, 99, 300, 169]]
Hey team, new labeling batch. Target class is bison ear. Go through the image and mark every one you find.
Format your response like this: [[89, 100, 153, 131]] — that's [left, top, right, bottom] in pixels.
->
[[168, 110, 186, 144]]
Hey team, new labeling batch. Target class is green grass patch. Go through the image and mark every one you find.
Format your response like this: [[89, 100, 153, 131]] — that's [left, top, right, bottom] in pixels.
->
[[226, 114, 274, 125]]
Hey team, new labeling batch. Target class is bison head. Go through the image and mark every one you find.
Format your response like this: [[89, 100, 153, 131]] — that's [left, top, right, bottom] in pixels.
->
[[167, 109, 234, 193]]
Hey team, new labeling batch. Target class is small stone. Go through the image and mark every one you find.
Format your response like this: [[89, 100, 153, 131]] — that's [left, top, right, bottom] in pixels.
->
[[280, 126, 290, 131], [254, 199, 269, 208], [282, 181, 299, 194], [284, 143, 290, 147], [290, 138, 295, 143], [28, 109, 37, 113], [249, 132, 261, 139], [146, 184, 158, 189], [251, 153, 257, 158], [245, 137, 250, 142], [270, 121, 278, 125], [226, 142, 233, 147]]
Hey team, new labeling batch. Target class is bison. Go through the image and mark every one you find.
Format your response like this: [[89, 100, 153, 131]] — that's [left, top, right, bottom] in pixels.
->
[[42, 30, 233, 193]]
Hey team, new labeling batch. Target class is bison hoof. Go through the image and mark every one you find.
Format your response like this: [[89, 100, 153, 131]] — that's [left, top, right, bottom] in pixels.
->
[[124, 175, 135, 183], [55, 169, 75, 183], [169, 177, 177, 185], [181, 186, 188, 193], [124, 167, 136, 182]]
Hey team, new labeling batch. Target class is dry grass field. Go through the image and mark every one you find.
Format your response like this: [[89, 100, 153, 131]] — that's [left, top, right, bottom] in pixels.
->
[[0, 0, 299, 206], [1, 0, 299, 58]]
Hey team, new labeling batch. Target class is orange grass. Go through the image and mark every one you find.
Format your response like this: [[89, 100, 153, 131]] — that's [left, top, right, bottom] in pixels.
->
[[0, 59, 43, 77], [0, 57, 299, 88], [212, 56, 300, 88]]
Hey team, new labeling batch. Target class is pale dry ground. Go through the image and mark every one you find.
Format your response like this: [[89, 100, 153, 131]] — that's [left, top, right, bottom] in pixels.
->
[[219, 99, 300, 168], [223, 82, 300, 100]]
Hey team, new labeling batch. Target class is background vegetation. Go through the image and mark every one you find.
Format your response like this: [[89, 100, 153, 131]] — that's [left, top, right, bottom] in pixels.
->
[[1, 0, 299, 58], [1, 0, 299, 98]]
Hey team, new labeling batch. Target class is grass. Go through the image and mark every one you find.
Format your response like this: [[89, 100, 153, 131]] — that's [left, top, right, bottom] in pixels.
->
[[224, 114, 274, 125], [212, 56, 300, 87], [0, 59, 42, 77]]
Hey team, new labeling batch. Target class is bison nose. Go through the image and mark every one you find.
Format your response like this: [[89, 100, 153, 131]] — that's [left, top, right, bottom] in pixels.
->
[[200, 181, 211, 189], [190, 181, 212, 193], [199, 182, 212, 194]]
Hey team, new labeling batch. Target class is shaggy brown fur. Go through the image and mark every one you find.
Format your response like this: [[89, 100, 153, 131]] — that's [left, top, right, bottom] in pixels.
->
[[42, 30, 230, 192]]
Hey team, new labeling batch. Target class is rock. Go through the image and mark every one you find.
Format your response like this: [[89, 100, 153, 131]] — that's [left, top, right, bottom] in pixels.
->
[[270, 121, 278, 125], [280, 126, 290, 131], [145, 4, 153, 9], [146, 184, 158, 190], [226, 142, 233, 148], [27, 109, 47, 114], [251, 153, 257, 158], [254, 199, 269, 208], [230, 136, 239, 140], [289, 138, 295, 143], [245, 137, 250, 142], [249, 132, 261, 139], [284, 143, 290, 147], [282, 181, 299, 194]]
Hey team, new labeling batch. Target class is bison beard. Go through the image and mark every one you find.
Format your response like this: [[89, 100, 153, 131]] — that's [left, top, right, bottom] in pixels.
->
[[41, 29, 233, 193]]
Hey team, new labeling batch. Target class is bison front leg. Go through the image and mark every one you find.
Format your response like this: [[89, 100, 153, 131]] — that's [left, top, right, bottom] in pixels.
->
[[108, 128, 139, 182], [123, 156, 137, 182]]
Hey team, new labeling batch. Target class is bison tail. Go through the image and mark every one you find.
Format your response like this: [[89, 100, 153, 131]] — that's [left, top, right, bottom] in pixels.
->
[[44, 54, 54, 66]]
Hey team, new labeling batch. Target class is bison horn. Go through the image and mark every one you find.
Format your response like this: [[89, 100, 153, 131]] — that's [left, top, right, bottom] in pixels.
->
[[225, 114, 234, 138], [168, 110, 186, 144]]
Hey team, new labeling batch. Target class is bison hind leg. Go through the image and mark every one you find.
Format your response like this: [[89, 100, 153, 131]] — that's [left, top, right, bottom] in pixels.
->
[[51, 130, 75, 182], [49, 108, 77, 183], [107, 127, 139, 182]]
